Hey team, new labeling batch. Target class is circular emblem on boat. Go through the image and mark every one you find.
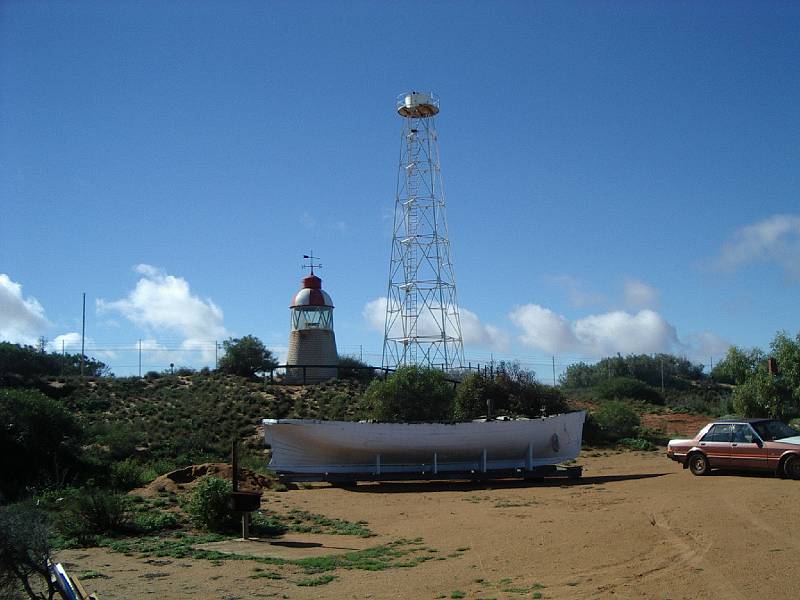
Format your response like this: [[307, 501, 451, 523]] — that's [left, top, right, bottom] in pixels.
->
[[551, 433, 560, 452]]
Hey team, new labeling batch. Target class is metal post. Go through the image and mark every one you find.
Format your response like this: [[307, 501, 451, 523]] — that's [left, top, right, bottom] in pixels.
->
[[433, 452, 438, 475], [481, 449, 487, 473], [80, 292, 85, 377], [526, 443, 533, 471], [376, 454, 381, 475], [242, 513, 250, 540]]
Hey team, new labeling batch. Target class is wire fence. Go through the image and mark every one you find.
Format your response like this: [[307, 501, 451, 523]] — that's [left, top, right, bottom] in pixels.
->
[[49, 338, 718, 385]]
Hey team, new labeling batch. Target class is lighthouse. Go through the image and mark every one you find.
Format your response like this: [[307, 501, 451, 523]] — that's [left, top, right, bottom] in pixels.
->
[[382, 91, 464, 370], [285, 255, 338, 383]]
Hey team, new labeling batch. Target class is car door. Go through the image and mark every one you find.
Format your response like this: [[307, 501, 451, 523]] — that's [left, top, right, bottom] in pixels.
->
[[698, 424, 733, 468], [729, 423, 769, 471]]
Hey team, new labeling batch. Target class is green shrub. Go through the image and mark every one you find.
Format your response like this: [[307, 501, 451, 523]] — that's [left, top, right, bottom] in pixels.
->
[[732, 371, 796, 420], [454, 364, 568, 421], [131, 511, 179, 533], [363, 366, 455, 422], [596, 377, 663, 404], [58, 488, 129, 545], [91, 423, 143, 460], [337, 356, 376, 382], [618, 437, 656, 451], [561, 354, 704, 389], [185, 476, 233, 532], [508, 380, 568, 417], [581, 412, 604, 446], [593, 401, 640, 441], [251, 512, 289, 536], [453, 372, 495, 421], [110, 458, 149, 490]]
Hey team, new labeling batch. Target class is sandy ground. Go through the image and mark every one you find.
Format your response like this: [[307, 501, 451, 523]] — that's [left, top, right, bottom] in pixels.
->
[[57, 450, 800, 600]]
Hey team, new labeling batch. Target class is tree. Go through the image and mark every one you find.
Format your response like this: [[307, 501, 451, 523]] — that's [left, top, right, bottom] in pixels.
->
[[363, 366, 455, 422], [732, 371, 794, 420], [559, 353, 704, 389], [0, 506, 58, 600], [558, 362, 602, 388], [217, 335, 278, 378], [727, 331, 800, 420], [770, 331, 800, 398], [454, 362, 567, 421], [711, 346, 765, 385], [0, 389, 84, 501], [0, 342, 108, 382]]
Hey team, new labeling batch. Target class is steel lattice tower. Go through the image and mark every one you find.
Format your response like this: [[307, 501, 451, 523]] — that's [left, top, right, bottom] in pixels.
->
[[382, 91, 465, 370]]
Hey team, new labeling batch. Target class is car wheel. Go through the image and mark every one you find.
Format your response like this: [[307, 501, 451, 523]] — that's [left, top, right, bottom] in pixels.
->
[[783, 455, 800, 480], [688, 453, 709, 476]]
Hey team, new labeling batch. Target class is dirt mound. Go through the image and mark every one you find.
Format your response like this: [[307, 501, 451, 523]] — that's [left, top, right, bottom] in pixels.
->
[[640, 412, 710, 438], [134, 463, 275, 497]]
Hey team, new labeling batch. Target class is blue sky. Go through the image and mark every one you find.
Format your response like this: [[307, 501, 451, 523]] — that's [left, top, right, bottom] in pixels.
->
[[2, 1, 799, 377]]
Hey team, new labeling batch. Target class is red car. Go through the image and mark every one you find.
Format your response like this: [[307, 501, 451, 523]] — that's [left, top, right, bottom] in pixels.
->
[[667, 418, 800, 479]]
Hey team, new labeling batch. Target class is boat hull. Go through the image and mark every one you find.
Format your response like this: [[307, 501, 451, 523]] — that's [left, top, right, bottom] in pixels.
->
[[263, 411, 586, 475]]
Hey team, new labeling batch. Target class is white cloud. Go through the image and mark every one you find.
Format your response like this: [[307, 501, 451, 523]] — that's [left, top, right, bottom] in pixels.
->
[[623, 279, 659, 310], [573, 310, 677, 356], [98, 265, 228, 361], [362, 297, 508, 351], [48, 332, 82, 352], [362, 298, 387, 332], [714, 214, 800, 279], [682, 331, 731, 362], [458, 308, 510, 352], [509, 304, 577, 354], [510, 304, 678, 357], [545, 274, 606, 308], [0, 274, 50, 345]]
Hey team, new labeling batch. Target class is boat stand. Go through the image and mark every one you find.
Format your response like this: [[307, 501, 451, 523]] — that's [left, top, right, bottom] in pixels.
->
[[277, 464, 582, 485]]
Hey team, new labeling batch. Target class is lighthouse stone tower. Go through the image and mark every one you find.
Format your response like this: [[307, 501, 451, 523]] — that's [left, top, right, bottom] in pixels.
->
[[286, 267, 338, 383]]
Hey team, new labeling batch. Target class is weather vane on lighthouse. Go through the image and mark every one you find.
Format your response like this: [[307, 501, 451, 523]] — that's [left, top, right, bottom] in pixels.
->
[[302, 251, 322, 275]]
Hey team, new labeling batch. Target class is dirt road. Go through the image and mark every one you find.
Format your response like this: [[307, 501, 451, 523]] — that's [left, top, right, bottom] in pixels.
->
[[58, 450, 799, 599]]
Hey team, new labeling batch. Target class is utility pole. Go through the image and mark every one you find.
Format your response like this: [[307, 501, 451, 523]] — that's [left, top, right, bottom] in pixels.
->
[[215, 341, 218, 369], [80, 292, 86, 377], [138, 339, 142, 378], [61, 339, 65, 377], [660, 357, 665, 394], [552, 356, 556, 386]]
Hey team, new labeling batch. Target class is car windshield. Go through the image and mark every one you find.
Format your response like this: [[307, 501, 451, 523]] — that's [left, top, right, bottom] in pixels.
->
[[751, 420, 800, 441]]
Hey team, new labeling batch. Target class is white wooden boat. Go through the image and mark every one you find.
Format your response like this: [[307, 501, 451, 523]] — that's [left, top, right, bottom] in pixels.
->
[[263, 410, 585, 476]]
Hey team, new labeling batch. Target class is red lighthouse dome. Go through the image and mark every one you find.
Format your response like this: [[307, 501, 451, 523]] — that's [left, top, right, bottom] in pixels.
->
[[290, 274, 334, 308]]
